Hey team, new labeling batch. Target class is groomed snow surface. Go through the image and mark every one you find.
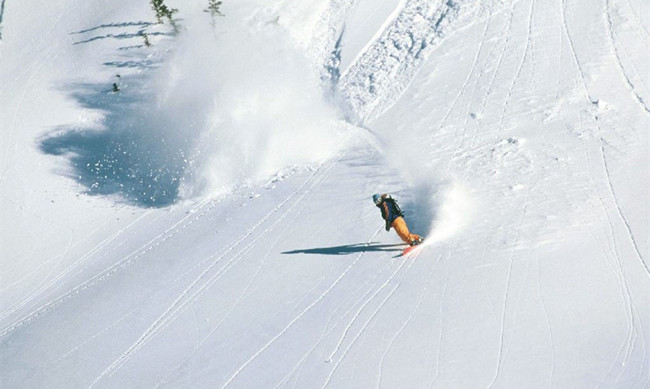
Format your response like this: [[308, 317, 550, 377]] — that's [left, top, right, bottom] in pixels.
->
[[1, 0, 649, 387]]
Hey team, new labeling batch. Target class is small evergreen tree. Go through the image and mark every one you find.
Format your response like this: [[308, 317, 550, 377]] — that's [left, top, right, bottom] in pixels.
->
[[141, 32, 151, 47], [150, 0, 178, 25], [204, 0, 223, 24]]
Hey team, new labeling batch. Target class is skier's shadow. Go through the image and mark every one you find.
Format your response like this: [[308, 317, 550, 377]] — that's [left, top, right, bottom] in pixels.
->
[[282, 242, 404, 256]]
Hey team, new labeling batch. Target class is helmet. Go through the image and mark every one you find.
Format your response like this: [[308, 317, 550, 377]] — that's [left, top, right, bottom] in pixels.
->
[[372, 194, 382, 205]]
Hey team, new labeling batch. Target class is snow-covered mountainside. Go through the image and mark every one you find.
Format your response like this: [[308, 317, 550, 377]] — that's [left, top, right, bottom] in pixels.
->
[[1, 0, 648, 387]]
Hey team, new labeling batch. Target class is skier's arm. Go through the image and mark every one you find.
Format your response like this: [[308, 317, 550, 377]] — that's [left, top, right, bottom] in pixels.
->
[[380, 202, 391, 231]]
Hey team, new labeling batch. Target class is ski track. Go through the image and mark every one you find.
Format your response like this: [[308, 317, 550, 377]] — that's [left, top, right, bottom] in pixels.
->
[[325, 245, 417, 364], [2, 0, 649, 386], [321, 247, 428, 389], [271, 238, 399, 389], [377, 252, 439, 388], [599, 142, 649, 275], [0, 196, 77, 319], [0, 209, 153, 322], [444, 1, 498, 168], [535, 251, 557, 388], [477, 0, 517, 119], [321, 283, 401, 388], [560, 0, 597, 104], [605, 0, 650, 115], [219, 228, 380, 388], [0, 196, 216, 337], [281, 246, 424, 388], [48, 306, 141, 367], [584, 142, 637, 384], [428, 247, 453, 388], [565, 0, 649, 379], [488, 178, 533, 389], [562, 4, 646, 378], [90, 158, 343, 387], [494, 0, 536, 144], [154, 165, 339, 388]]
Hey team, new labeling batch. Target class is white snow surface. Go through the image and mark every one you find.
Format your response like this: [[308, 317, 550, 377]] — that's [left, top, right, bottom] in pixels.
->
[[1, 0, 649, 387]]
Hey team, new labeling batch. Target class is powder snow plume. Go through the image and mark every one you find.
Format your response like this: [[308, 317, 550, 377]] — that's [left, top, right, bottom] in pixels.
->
[[39, 2, 350, 207], [369, 123, 471, 244], [156, 3, 349, 199]]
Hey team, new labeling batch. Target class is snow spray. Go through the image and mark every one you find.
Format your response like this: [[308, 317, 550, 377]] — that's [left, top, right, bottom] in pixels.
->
[[151, 4, 348, 199]]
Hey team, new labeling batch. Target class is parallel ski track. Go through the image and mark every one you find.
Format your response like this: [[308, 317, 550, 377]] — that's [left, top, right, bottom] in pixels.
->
[[376, 280, 425, 388], [494, 0, 536, 144], [440, 1, 498, 169], [153, 159, 359, 388], [562, 0, 647, 381], [0, 196, 216, 337], [321, 246, 425, 388], [272, 233, 402, 388], [154, 191, 334, 388], [0, 209, 153, 323], [324, 246, 419, 364], [477, 0, 517, 120], [90, 157, 344, 387], [219, 226, 382, 388], [321, 284, 401, 388], [220, 229, 426, 388]]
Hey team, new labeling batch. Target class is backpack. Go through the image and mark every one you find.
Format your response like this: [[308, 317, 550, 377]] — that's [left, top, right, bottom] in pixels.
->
[[385, 197, 404, 218]]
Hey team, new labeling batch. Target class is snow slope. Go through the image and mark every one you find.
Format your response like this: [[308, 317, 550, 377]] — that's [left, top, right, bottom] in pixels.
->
[[1, 0, 649, 388]]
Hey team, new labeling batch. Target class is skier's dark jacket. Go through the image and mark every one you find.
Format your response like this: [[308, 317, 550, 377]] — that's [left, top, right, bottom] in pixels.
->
[[376, 195, 403, 231]]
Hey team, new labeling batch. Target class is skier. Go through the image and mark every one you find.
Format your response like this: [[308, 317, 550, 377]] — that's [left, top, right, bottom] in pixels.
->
[[373, 193, 423, 246]]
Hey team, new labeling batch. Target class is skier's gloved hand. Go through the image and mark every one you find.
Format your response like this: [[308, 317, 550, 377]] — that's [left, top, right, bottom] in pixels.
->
[[385, 222, 391, 231]]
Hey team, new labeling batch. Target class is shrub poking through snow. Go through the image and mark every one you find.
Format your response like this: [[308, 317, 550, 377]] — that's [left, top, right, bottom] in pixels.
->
[[204, 0, 223, 18], [150, 0, 178, 25]]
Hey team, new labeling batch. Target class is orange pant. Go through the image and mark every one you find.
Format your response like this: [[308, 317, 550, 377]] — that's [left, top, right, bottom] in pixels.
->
[[392, 217, 421, 245]]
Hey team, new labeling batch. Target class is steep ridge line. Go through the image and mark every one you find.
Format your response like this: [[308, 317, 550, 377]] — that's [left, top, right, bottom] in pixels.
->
[[338, 0, 510, 123]]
